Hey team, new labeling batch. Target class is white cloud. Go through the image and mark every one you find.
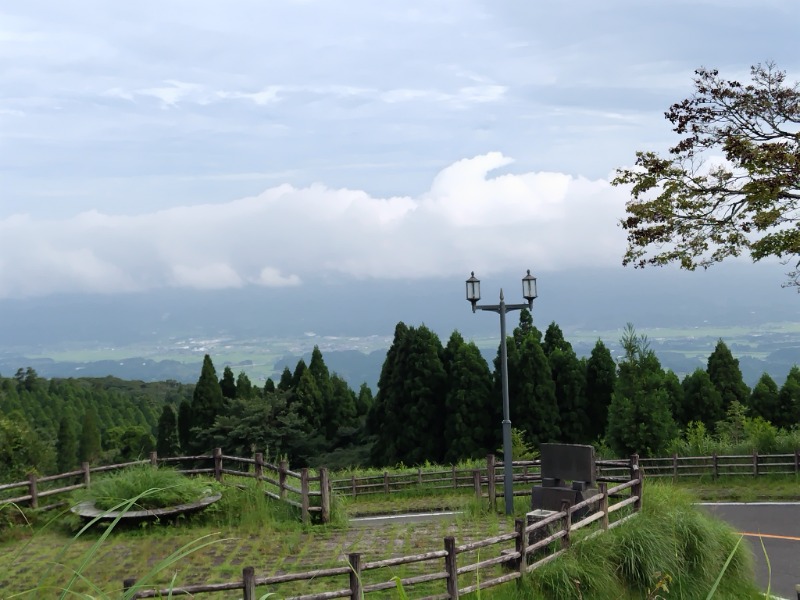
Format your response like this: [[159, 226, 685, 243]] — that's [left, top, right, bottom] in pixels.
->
[[0, 154, 626, 298]]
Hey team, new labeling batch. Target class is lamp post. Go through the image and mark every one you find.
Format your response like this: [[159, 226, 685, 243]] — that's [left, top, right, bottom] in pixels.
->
[[466, 270, 537, 515]]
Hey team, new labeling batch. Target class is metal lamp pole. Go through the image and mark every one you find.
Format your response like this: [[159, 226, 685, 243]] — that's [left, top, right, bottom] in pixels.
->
[[466, 270, 537, 515]]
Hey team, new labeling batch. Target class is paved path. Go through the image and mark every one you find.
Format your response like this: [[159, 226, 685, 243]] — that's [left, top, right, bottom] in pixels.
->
[[699, 502, 800, 599]]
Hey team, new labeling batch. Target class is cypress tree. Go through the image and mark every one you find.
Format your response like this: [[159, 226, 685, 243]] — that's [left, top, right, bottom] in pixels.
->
[[78, 408, 102, 463], [680, 369, 723, 429], [355, 383, 373, 417], [584, 340, 616, 442], [325, 374, 358, 440], [192, 354, 225, 451], [177, 399, 193, 453], [277, 367, 293, 391], [292, 359, 308, 389], [749, 372, 780, 425], [606, 324, 677, 457], [156, 405, 180, 457], [443, 333, 494, 462], [777, 366, 800, 429], [264, 377, 276, 394], [235, 371, 254, 400], [549, 345, 588, 444], [220, 366, 237, 400], [56, 415, 79, 472], [293, 368, 324, 432], [707, 340, 750, 412]]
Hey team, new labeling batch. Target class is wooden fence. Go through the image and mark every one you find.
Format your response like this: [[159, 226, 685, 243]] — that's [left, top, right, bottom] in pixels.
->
[[122, 456, 643, 599], [638, 451, 800, 479], [0, 449, 331, 524]]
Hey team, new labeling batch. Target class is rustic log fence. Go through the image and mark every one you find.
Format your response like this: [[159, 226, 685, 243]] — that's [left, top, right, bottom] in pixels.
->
[[122, 456, 644, 599], [0, 449, 331, 523]]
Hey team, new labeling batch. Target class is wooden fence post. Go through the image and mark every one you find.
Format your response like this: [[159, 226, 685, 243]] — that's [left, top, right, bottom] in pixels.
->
[[300, 468, 310, 524], [418, 467, 423, 485], [444, 536, 459, 599], [149, 451, 158, 467], [350, 475, 357, 498], [214, 447, 223, 482], [753, 450, 759, 477], [599, 483, 609, 530], [712, 452, 718, 480], [560, 500, 572, 550], [795, 449, 799, 475], [452, 465, 457, 488], [672, 453, 678, 481], [514, 518, 527, 573], [383, 471, 389, 494], [254, 453, 264, 483], [27, 473, 38, 509], [348, 553, 362, 600], [320, 468, 331, 524], [472, 469, 481, 500], [487, 454, 496, 511], [279, 460, 288, 501], [243, 566, 255, 600], [630, 454, 642, 512], [82, 461, 91, 488]]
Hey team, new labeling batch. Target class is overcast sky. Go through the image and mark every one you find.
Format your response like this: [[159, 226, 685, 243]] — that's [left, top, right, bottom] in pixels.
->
[[2, 0, 799, 299]]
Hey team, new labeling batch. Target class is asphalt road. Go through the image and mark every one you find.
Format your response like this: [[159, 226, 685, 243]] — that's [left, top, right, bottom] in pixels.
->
[[698, 503, 799, 599]]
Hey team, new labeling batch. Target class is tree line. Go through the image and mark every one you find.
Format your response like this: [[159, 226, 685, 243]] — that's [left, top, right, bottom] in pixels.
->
[[2, 315, 799, 482]]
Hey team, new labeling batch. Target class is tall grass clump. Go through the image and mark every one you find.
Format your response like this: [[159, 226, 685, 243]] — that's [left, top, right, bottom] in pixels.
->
[[81, 465, 219, 511], [507, 481, 761, 600]]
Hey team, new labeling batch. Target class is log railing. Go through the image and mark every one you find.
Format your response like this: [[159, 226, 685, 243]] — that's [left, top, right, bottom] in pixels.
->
[[0, 449, 331, 523], [122, 456, 644, 599]]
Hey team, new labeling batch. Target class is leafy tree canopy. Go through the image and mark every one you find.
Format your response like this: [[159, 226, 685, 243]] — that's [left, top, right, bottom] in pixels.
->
[[613, 63, 800, 288]]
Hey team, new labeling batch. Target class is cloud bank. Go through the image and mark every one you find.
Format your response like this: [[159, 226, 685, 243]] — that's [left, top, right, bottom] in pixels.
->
[[0, 153, 625, 298]]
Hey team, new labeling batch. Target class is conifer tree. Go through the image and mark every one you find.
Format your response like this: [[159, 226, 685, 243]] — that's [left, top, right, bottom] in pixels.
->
[[325, 374, 358, 440], [606, 324, 677, 457], [707, 340, 750, 412], [191, 354, 226, 452], [292, 359, 308, 389], [264, 378, 276, 394], [156, 405, 180, 457], [777, 366, 800, 429], [177, 399, 192, 453], [548, 344, 588, 444], [355, 383, 373, 417], [56, 415, 79, 472], [235, 371, 255, 400], [78, 408, 102, 463], [680, 369, 723, 429], [293, 368, 324, 432], [584, 340, 616, 442], [368, 322, 409, 465], [749, 373, 780, 425], [443, 333, 494, 462], [220, 366, 237, 400], [277, 367, 293, 391]]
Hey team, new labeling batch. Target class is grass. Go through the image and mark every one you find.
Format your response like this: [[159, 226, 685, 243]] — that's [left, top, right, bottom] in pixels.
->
[[1, 473, 784, 599], [77, 465, 221, 511]]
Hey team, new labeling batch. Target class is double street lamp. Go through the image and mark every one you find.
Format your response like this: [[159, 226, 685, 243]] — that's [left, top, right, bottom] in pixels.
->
[[466, 270, 538, 515]]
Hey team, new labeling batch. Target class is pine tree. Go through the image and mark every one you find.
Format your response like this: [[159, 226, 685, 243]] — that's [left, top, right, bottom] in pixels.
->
[[264, 378, 276, 394], [680, 369, 723, 429], [78, 408, 102, 463], [325, 374, 358, 440], [292, 359, 308, 389], [220, 366, 237, 400], [156, 405, 180, 457], [56, 415, 79, 472], [443, 333, 495, 462], [293, 368, 324, 432], [606, 324, 677, 457], [542, 322, 568, 357], [584, 340, 616, 442], [749, 372, 780, 425], [707, 340, 750, 412]]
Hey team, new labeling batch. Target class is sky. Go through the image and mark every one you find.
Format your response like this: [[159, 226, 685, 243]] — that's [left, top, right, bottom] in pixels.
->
[[2, 0, 800, 299]]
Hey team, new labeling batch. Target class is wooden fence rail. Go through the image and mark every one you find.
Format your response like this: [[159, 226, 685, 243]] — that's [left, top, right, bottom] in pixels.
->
[[0, 449, 331, 523], [123, 456, 644, 599]]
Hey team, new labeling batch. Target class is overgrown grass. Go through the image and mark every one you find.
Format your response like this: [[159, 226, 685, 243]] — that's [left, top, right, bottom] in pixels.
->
[[478, 482, 761, 600], [77, 465, 221, 511]]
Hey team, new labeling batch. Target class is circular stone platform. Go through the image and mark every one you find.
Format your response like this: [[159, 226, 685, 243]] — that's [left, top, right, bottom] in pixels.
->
[[71, 493, 222, 522]]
